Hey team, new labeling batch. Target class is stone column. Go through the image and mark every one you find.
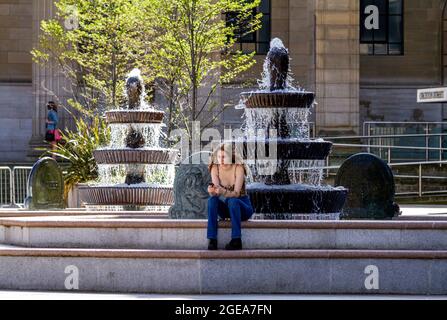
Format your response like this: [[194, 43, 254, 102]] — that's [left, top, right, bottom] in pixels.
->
[[288, 0, 315, 89], [315, 0, 360, 135], [29, 0, 71, 159]]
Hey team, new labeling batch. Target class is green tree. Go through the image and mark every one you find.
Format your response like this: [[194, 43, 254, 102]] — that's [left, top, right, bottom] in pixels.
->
[[144, 0, 262, 139], [32, 0, 155, 114], [31, 0, 153, 190]]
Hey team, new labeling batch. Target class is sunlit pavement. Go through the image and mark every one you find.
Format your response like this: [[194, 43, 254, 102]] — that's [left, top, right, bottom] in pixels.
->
[[399, 205, 447, 217], [1, 205, 447, 218], [0, 291, 445, 300]]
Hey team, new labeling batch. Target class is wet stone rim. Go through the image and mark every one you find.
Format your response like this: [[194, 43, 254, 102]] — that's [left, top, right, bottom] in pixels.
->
[[241, 92, 316, 109], [106, 110, 165, 124], [79, 186, 174, 206], [247, 188, 349, 214], [94, 149, 179, 164]]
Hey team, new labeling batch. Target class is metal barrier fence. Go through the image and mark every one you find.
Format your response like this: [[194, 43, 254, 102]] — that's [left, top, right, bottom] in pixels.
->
[[12, 167, 32, 206], [363, 121, 447, 137], [0, 167, 12, 206], [324, 133, 447, 164], [363, 122, 447, 162], [0, 166, 32, 208], [296, 157, 447, 198]]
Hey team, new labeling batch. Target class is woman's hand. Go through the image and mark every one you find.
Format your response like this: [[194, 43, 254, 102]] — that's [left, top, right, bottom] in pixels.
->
[[208, 185, 216, 196], [215, 186, 227, 197], [209, 185, 223, 196]]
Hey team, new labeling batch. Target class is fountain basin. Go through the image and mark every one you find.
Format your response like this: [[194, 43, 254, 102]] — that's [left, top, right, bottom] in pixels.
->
[[79, 186, 173, 206], [106, 110, 164, 124], [247, 183, 348, 214], [233, 138, 333, 160], [241, 91, 315, 109], [94, 149, 178, 164]]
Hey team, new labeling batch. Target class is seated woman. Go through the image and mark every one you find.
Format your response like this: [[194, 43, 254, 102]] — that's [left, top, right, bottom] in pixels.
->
[[207, 144, 254, 251]]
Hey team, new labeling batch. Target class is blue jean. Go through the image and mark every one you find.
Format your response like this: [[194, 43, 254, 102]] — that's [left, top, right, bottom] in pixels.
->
[[207, 195, 254, 240]]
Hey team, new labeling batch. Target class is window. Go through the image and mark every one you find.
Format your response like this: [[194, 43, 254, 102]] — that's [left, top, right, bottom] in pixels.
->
[[229, 0, 271, 55], [360, 0, 404, 55]]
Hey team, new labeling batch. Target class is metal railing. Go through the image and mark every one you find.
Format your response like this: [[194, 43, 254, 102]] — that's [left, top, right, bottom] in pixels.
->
[[324, 133, 447, 164], [295, 122, 447, 198], [309, 137, 447, 197], [0, 167, 12, 206], [12, 167, 32, 206], [363, 121, 447, 137], [291, 159, 447, 198], [362, 122, 447, 162], [0, 166, 32, 208]]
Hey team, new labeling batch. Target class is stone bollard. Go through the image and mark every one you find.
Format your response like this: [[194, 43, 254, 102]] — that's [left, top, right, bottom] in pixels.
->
[[335, 153, 400, 220], [24, 157, 65, 210]]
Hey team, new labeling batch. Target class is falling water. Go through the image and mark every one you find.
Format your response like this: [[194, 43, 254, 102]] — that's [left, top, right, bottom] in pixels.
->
[[108, 123, 165, 149], [96, 164, 175, 187], [244, 107, 312, 140]]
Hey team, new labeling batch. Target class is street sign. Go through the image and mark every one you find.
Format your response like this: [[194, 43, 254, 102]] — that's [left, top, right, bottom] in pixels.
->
[[417, 88, 447, 103]]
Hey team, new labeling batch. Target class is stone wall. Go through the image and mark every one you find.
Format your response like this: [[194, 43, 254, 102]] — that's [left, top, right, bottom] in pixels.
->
[[0, 0, 33, 162], [0, 83, 33, 162], [360, 0, 445, 123], [315, 0, 360, 135], [0, 0, 33, 83]]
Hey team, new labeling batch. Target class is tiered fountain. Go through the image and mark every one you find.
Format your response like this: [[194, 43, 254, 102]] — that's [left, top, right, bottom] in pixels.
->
[[80, 69, 178, 211], [236, 38, 348, 219]]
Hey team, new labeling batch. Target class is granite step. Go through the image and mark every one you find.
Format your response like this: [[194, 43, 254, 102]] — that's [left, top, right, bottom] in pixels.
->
[[0, 244, 445, 294], [0, 216, 446, 250]]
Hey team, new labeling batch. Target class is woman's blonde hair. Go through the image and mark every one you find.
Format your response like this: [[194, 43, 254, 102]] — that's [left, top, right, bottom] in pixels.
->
[[208, 143, 246, 175]]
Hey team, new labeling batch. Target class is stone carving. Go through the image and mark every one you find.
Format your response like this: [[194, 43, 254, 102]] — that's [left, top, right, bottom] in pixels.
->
[[169, 152, 212, 219], [24, 157, 65, 210], [335, 153, 401, 220]]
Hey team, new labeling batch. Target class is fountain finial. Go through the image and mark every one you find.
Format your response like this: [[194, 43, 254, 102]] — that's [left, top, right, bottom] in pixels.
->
[[267, 38, 289, 91], [126, 68, 144, 110], [125, 69, 146, 151]]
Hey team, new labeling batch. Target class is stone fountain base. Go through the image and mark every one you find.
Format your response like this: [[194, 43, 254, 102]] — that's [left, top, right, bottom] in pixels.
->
[[247, 183, 348, 215], [79, 186, 173, 206]]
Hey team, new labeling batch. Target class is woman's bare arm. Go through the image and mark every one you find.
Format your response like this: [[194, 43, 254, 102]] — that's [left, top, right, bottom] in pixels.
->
[[209, 165, 221, 196], [210, 165, 221, 186]]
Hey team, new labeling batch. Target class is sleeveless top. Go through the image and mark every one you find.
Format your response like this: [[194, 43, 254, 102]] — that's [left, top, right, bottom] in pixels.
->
[[217, 165, 247, 197]]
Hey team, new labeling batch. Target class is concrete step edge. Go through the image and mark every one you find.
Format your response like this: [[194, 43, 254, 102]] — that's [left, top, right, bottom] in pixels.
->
[[1, 246, 447, 260], [1, 218, 447, 230]]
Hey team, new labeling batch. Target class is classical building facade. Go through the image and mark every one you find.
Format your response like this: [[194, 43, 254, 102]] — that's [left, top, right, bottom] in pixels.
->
[[0, 0, 445, 162]]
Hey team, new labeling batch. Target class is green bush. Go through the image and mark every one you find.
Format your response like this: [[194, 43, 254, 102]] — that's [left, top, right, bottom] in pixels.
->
[[49, 115, 110, 199]]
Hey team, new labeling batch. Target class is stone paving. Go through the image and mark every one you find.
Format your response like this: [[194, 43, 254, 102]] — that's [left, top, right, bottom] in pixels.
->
[[0, 291, 446, 300]]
